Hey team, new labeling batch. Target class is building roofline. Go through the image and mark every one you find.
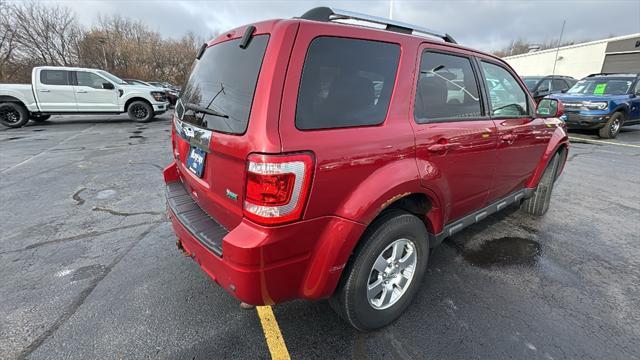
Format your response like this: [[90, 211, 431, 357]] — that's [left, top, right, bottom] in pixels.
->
[[503, 33, 640, 60]]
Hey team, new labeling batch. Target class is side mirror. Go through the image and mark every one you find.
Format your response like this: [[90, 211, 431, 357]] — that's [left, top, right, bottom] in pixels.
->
[[536, 98, 564, 118], [102, 82, 115, 90]]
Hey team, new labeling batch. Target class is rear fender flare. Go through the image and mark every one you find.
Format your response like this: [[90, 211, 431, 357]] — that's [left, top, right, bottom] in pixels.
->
[[300, 158, 438, 299]]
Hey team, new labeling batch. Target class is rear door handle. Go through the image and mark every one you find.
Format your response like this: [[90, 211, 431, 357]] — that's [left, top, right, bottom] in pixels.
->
[[39, 89, 50, 92], [501, 134, 517, 143], [76, 90, 87, 93], [427, 143, 456, 153]]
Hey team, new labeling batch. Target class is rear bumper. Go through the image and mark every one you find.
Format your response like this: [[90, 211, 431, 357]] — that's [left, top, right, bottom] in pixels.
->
[[163, 162, 365, 305], [564, 112, 610, 129]]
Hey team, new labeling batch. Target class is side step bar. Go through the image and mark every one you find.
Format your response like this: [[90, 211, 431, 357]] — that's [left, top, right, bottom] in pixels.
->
[[429, 188, 534, 247]]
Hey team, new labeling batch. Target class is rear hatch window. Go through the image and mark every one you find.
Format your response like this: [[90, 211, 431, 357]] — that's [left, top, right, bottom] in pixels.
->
[[178, 35, 269, 134]]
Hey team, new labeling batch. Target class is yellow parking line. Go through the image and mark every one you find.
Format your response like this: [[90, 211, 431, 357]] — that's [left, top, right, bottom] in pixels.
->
[[256, 306, 291, 360], [569, 136, 640, 148]]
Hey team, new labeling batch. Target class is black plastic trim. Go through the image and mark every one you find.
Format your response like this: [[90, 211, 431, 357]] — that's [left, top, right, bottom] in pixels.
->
[[166, 181, 227, 256], [429, 188, 534, 247]]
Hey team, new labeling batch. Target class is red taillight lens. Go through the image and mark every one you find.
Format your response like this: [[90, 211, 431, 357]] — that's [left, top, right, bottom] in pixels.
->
[[243, 152, 314, 225], [246, 172, 295, 206]]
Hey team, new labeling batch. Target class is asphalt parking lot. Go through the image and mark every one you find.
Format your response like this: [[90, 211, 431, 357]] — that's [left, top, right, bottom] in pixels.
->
[[1, 113, 639, 360]]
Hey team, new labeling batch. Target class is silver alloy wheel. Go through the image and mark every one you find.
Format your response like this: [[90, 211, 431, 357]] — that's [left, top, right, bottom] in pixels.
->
[[367, 238, 417, 310], [611, 117, 621, 135]]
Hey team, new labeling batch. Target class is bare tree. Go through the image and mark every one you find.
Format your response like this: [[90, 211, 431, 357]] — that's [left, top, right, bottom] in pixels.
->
[[8, 1, 81, 66]]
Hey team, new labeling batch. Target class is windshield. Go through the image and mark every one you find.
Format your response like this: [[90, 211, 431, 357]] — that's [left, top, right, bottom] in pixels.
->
[[97, 70, 127, 85], [567, 78, 633, 96], [523, 78, 541, 91], [179, 34, 269, 134]]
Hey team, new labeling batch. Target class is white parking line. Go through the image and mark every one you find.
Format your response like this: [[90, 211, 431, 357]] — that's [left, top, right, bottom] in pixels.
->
[[569, 137, 640, 149]]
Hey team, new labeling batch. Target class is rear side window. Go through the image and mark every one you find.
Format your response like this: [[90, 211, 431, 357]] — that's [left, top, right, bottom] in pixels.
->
[[179, 35, 269, 134], [414, 52, 482, 122], [480, 61, 529, 117], [296, 37, 400, 130], [40, 70, 69, 86]]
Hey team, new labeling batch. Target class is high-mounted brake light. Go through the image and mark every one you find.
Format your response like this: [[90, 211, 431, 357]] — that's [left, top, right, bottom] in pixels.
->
[[243, 153, 314, 225]]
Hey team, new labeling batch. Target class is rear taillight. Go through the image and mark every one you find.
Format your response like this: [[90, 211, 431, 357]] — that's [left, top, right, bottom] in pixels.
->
[[243, 153, 314, 225]]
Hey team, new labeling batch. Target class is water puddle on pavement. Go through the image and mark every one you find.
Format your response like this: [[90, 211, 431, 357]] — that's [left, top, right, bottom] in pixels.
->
[[71, 264, 107, 281], [459, 237, 541, 267]]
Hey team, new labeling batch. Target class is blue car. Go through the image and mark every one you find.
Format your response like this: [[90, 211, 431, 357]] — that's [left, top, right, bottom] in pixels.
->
[[549, 73, 640, 138]]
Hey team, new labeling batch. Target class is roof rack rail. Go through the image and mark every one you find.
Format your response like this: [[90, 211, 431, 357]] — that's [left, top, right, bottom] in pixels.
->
[[586, 72, 637, 77], [300, 7, 457, 44]]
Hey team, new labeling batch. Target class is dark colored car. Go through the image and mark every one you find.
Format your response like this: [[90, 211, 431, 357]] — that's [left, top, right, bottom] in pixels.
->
[[163, 7, 569, 330], [550, 73, 640, 138], [147, 81, 179, 106], [522, 75, 577, 102]]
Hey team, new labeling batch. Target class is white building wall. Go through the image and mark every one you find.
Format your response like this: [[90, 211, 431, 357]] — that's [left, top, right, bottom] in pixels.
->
[[503, 34, 640, 79], [505, 43, 607, 79]]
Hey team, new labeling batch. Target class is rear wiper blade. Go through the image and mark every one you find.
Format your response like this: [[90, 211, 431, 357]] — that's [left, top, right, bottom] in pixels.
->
[[184, 102, 229, 118]]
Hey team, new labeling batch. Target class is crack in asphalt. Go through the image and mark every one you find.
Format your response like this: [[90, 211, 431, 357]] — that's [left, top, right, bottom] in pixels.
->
[[0, 220, 166, 255], [91, 206, 164, 217], [16, 223, 163, 360], [72, 188, 86, 205]]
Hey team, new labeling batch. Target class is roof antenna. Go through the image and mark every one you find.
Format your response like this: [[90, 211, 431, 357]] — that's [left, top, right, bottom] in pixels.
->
[[551, 20, 566, 77]]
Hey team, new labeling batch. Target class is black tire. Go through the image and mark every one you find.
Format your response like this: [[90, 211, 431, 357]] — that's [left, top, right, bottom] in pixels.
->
[[30, 114, 51, 123], [0, 102, 29, 128], [598, 112, 624, 139], [127, 101, 154, 122], [329, 210, 429, 331], [523, 153, 560, 216]]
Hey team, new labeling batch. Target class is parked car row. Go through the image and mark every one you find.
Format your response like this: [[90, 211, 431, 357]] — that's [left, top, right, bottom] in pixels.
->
[[522, 72, 640, 138], [124, 79, 180, 106]]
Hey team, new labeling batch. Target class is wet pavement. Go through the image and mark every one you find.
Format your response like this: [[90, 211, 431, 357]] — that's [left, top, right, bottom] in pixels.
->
[[1, 114, 639, 359]]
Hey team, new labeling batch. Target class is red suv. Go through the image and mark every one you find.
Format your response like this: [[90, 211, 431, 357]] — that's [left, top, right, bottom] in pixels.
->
[[164, 7, 568, 330]]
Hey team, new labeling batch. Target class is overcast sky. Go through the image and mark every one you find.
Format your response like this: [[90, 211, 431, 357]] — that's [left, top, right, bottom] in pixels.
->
[[39, 0, 640, 51]]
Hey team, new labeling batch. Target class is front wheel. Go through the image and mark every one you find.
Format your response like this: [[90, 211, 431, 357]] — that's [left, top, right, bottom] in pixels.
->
[[523, 153, 560, 216], [127, 101, 154, 122], [598, 112, 623, 139], [329, 210, 429, 331], [0, 102, 29, 128]]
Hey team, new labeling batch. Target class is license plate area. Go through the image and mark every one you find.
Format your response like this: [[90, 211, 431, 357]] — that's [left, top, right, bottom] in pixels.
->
[[186, 146, 206, 178]]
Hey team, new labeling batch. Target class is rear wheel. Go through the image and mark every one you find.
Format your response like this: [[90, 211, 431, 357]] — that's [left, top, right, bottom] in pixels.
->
[[598, 112, 623, 139], [329, 210, 429, 331], [127, 101, 153, 122], [0, 102, 29, 128], [30, 114, 51, 123], [523, 153, 560, 216]]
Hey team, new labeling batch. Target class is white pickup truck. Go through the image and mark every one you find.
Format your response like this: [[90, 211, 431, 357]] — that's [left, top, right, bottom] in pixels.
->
[[0, 66, 170, 128]]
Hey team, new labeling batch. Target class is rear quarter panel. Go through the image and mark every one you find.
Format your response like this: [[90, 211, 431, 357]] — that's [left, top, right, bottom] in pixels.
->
[[0, 84, 38, 112], [277, 21, 424, 225]]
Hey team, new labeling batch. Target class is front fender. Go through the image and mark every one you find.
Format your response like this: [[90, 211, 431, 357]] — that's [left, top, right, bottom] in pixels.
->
[[526, 123, 569, 188]]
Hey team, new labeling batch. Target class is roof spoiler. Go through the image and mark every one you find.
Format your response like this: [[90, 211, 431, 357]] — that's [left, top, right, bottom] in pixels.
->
[[299, 7, 457, 44]]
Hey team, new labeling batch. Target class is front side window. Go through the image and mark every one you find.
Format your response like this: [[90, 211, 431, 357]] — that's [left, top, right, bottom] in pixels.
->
[[179, 35, 269, 134], [480, 61, 528, 117], [40, 70, 69, 86], [296, 37, 400, 130], [76, 72, 108, 89], [551, 79, 567, 91], [414, 52, 482, 122]]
